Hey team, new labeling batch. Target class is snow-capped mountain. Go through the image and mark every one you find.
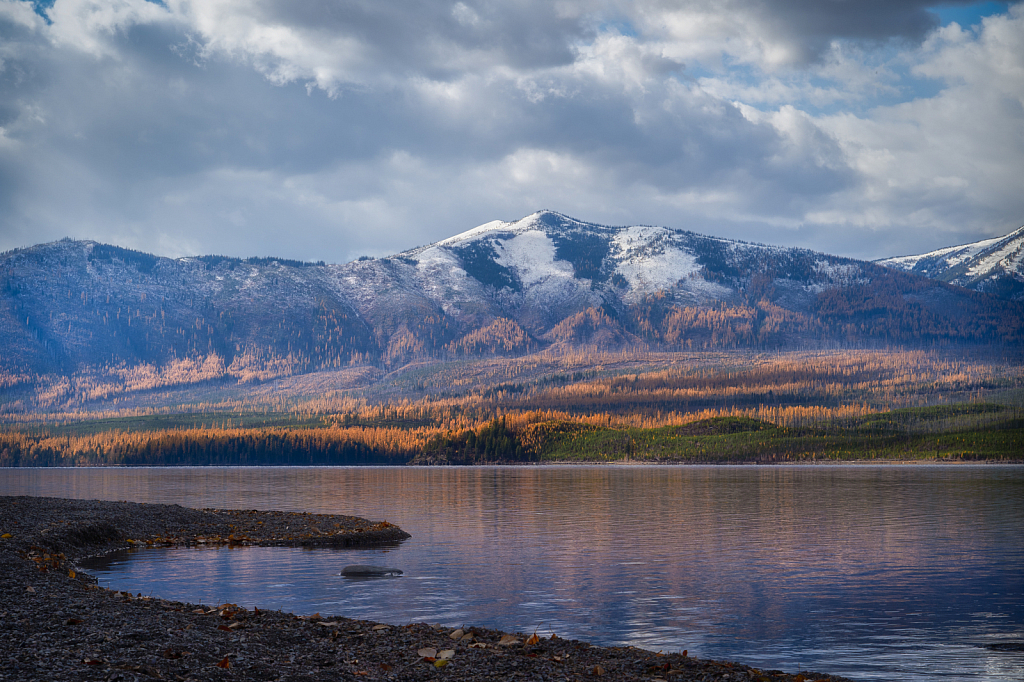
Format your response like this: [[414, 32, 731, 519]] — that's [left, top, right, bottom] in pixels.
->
[[877, 225, 1024, 300], [2, 211, 1022, 388], [392, 210, 863, 318]]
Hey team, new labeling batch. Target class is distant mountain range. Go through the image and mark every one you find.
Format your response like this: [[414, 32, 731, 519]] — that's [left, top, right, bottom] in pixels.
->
[[2, 211, 1022, 386], [877, 225, 1024, 300]]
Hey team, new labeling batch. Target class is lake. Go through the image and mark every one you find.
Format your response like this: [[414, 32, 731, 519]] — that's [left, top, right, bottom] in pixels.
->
[[2, 465, 1022, 681]]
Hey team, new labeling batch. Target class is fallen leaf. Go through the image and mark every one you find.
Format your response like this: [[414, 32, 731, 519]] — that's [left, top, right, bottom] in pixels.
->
[[1, 533, 12, 539], [68, 570, 76, 579], [460, 633, 475, 642], [434, 660, 449, 668], [354, 671, 369, 676], [227, 622, 244, 630], [82, 658, 103, 665], [550, 633, 559, 640], [372, 624, 389, 631], [65, 618, 84, 625], [525, 633, 540, 645], [417, 648, 437, 659], [498, 634, 521, 646], [379, 663, 392, 671], [217, 625, 233, 632], [216, 656, 231, 669], [591, 665, 606, 675], [25, 586, 35, 593], [438, 650, 455, 660], [468, 642, 488, 649], [449, 628, 465, 640]]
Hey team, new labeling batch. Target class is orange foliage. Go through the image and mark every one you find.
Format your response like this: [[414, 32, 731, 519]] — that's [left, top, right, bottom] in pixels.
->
[[447, 318, 532, 356], [547, 308, 625, 345]]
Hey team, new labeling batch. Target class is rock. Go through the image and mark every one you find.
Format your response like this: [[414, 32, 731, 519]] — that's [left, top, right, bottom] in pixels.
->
[[340, 564, 403, 577], [986, 642, 1024, 651]]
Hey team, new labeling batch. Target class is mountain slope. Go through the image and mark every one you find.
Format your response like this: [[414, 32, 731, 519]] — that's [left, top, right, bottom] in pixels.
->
[[2, 212, 1022, 403], [396, 210, 866, 319], [0, 241, 376, 379], [877, 225, 1024, 300]]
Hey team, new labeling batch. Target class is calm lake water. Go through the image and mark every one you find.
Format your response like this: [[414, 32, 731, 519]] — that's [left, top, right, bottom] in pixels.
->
[[2, 465, 1022, 681]]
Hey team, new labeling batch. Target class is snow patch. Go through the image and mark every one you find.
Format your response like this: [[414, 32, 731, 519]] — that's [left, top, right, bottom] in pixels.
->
[[433, 211, 566, 249], [413, 246, 473, 314], [813, 260, 866, 284], [967, 239, 1023, 278], [879, 237, 1002, 270], [436, 220, 507, 247], [415, 245, 464, 273], [494, 230, 574, 285], [612, 226, 701, 295], [676, 276, 733, 302]]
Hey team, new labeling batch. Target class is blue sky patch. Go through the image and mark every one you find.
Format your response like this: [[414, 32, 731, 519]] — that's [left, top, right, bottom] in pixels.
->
[[932, 1, 1012, 28]]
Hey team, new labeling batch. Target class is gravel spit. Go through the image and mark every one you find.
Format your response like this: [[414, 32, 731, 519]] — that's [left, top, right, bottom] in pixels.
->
[[0, 496, 856, 681]]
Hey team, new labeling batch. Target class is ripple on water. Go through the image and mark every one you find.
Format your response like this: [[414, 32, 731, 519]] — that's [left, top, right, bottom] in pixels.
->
[[8, 464, 1022, 682]]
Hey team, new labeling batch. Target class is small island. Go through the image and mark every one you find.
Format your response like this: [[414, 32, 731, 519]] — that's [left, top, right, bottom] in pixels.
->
[[1, 496, 854, 681]]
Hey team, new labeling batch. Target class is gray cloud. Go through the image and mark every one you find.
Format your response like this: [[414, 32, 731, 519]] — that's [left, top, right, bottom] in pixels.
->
[[0, 0, 1021, 263]]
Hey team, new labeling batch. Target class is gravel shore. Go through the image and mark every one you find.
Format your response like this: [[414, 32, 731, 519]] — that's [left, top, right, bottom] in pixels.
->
[[0, 496, 856, 682]]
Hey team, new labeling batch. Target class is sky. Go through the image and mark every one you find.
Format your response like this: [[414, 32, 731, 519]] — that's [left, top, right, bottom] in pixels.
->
[[0, 0, 1022, 263]]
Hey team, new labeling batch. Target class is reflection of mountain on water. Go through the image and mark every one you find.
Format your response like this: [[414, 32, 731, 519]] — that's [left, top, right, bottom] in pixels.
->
[[39, 466, 1024, 681]]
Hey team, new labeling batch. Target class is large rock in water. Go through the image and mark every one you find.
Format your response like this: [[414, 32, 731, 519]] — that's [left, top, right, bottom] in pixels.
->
[[341, 564, 403, 577]]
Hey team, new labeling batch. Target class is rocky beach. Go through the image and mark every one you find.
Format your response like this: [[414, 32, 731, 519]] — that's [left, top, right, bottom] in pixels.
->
[[0, 496, 855, 681]]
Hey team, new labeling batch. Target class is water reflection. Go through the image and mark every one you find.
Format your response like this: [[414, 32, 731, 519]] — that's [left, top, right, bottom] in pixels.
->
[[6, 465, 1024, 681]]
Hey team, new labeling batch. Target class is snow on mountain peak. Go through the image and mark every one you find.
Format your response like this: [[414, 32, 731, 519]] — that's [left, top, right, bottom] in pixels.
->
[[435, 219, 507, 247], [494, 230, 574, 286], [877, 224, 1024, 299]]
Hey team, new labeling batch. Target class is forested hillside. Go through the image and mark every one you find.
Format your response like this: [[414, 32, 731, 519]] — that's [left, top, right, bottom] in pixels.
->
[[2, 212, 1022, 414]]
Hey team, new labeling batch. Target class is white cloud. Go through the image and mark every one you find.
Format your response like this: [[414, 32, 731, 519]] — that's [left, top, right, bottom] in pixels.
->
[[0, 0, 44, 31], [803, 7, 1024, 247], [46, 0, 174, 57], [0, 0, 1021, 263]]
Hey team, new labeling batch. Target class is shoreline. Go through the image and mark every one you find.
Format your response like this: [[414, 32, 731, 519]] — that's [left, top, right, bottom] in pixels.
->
[[0, 496, 858, 682], [3, 458, 1022, 469]]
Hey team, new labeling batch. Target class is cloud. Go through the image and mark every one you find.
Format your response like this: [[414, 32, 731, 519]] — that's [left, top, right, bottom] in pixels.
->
[[805, 8, 1024, 252], [168, 0, 592, 94], [0, 0, 1021, 263]]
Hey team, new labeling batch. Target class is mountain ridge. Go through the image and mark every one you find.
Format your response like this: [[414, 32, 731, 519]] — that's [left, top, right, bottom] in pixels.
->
[[2, 211, 1022, 407], [877, 224, 1024, 300]]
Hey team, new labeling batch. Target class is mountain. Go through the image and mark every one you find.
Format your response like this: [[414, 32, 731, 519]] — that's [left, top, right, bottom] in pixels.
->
[[2, 211, 1022, 396], [877, 225, 1024, 300]]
